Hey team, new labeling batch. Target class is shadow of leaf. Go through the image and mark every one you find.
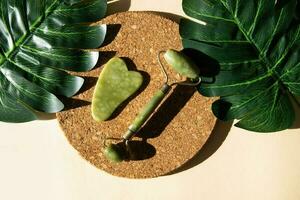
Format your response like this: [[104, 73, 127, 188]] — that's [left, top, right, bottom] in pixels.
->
[[152, 11, 182, 23], [107, 0, 131, 16], [101, 24, 121, 47], [60, 97, 91, 111]]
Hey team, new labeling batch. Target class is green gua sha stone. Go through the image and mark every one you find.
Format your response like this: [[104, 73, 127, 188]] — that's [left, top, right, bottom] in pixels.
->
[[164, 49, 200, 79], [92, 57, 143, 121]]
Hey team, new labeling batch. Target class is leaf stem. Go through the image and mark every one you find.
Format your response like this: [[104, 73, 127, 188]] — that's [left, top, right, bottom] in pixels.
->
[[288, 90, 300, 107], [219, 0, 300, 109], [5, 0, 62, 62], [274, 72, 300, 107]]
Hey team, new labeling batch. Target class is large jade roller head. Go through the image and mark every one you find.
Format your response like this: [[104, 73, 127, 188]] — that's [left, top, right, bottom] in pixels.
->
[[163, 49, 200, 80], [102, 49, 201, 163]]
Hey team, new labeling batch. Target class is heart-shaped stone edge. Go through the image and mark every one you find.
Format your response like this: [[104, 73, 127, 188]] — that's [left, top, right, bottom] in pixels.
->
[[91, 57, 143, 121]]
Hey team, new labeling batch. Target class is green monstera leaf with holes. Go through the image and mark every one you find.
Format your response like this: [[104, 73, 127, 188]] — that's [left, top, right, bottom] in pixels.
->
[[180, 0, 300, 132], [0, 0, 107, 123]]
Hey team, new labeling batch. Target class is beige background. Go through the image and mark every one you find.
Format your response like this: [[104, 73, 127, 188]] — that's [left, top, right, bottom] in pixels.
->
[[1, 1, 300, 200]]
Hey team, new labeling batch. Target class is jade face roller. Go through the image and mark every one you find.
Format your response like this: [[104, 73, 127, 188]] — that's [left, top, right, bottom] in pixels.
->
[[103, 49, 201, 162]]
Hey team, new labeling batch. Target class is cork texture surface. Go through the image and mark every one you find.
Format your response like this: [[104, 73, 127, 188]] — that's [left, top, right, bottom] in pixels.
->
[[57, 11, 216, 178]]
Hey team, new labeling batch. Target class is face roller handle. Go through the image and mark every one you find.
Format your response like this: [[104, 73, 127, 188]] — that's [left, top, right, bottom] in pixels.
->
[[123, 83, 171, 140]]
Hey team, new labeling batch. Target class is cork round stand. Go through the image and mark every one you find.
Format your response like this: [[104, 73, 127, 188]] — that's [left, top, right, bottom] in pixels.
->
[[57, 11, 216, 179]]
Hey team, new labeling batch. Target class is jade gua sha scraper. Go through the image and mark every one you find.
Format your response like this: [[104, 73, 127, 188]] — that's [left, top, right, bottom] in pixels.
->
[[91, 57, 143, 121], [100, 49, 201, 162]]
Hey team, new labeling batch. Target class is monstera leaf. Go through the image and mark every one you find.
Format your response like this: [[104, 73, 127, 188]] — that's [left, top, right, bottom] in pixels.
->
[[180, 0, 300, 132], [0, 0, 107, 123]]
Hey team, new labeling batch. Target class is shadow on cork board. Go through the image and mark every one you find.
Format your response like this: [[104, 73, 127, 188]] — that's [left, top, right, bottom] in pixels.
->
[[107, 0, 131, 16], [101, 24, 121, 47], [137, 85, 195, 140], [153, 11, 182, 23], [166, 120, 233, 175]]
